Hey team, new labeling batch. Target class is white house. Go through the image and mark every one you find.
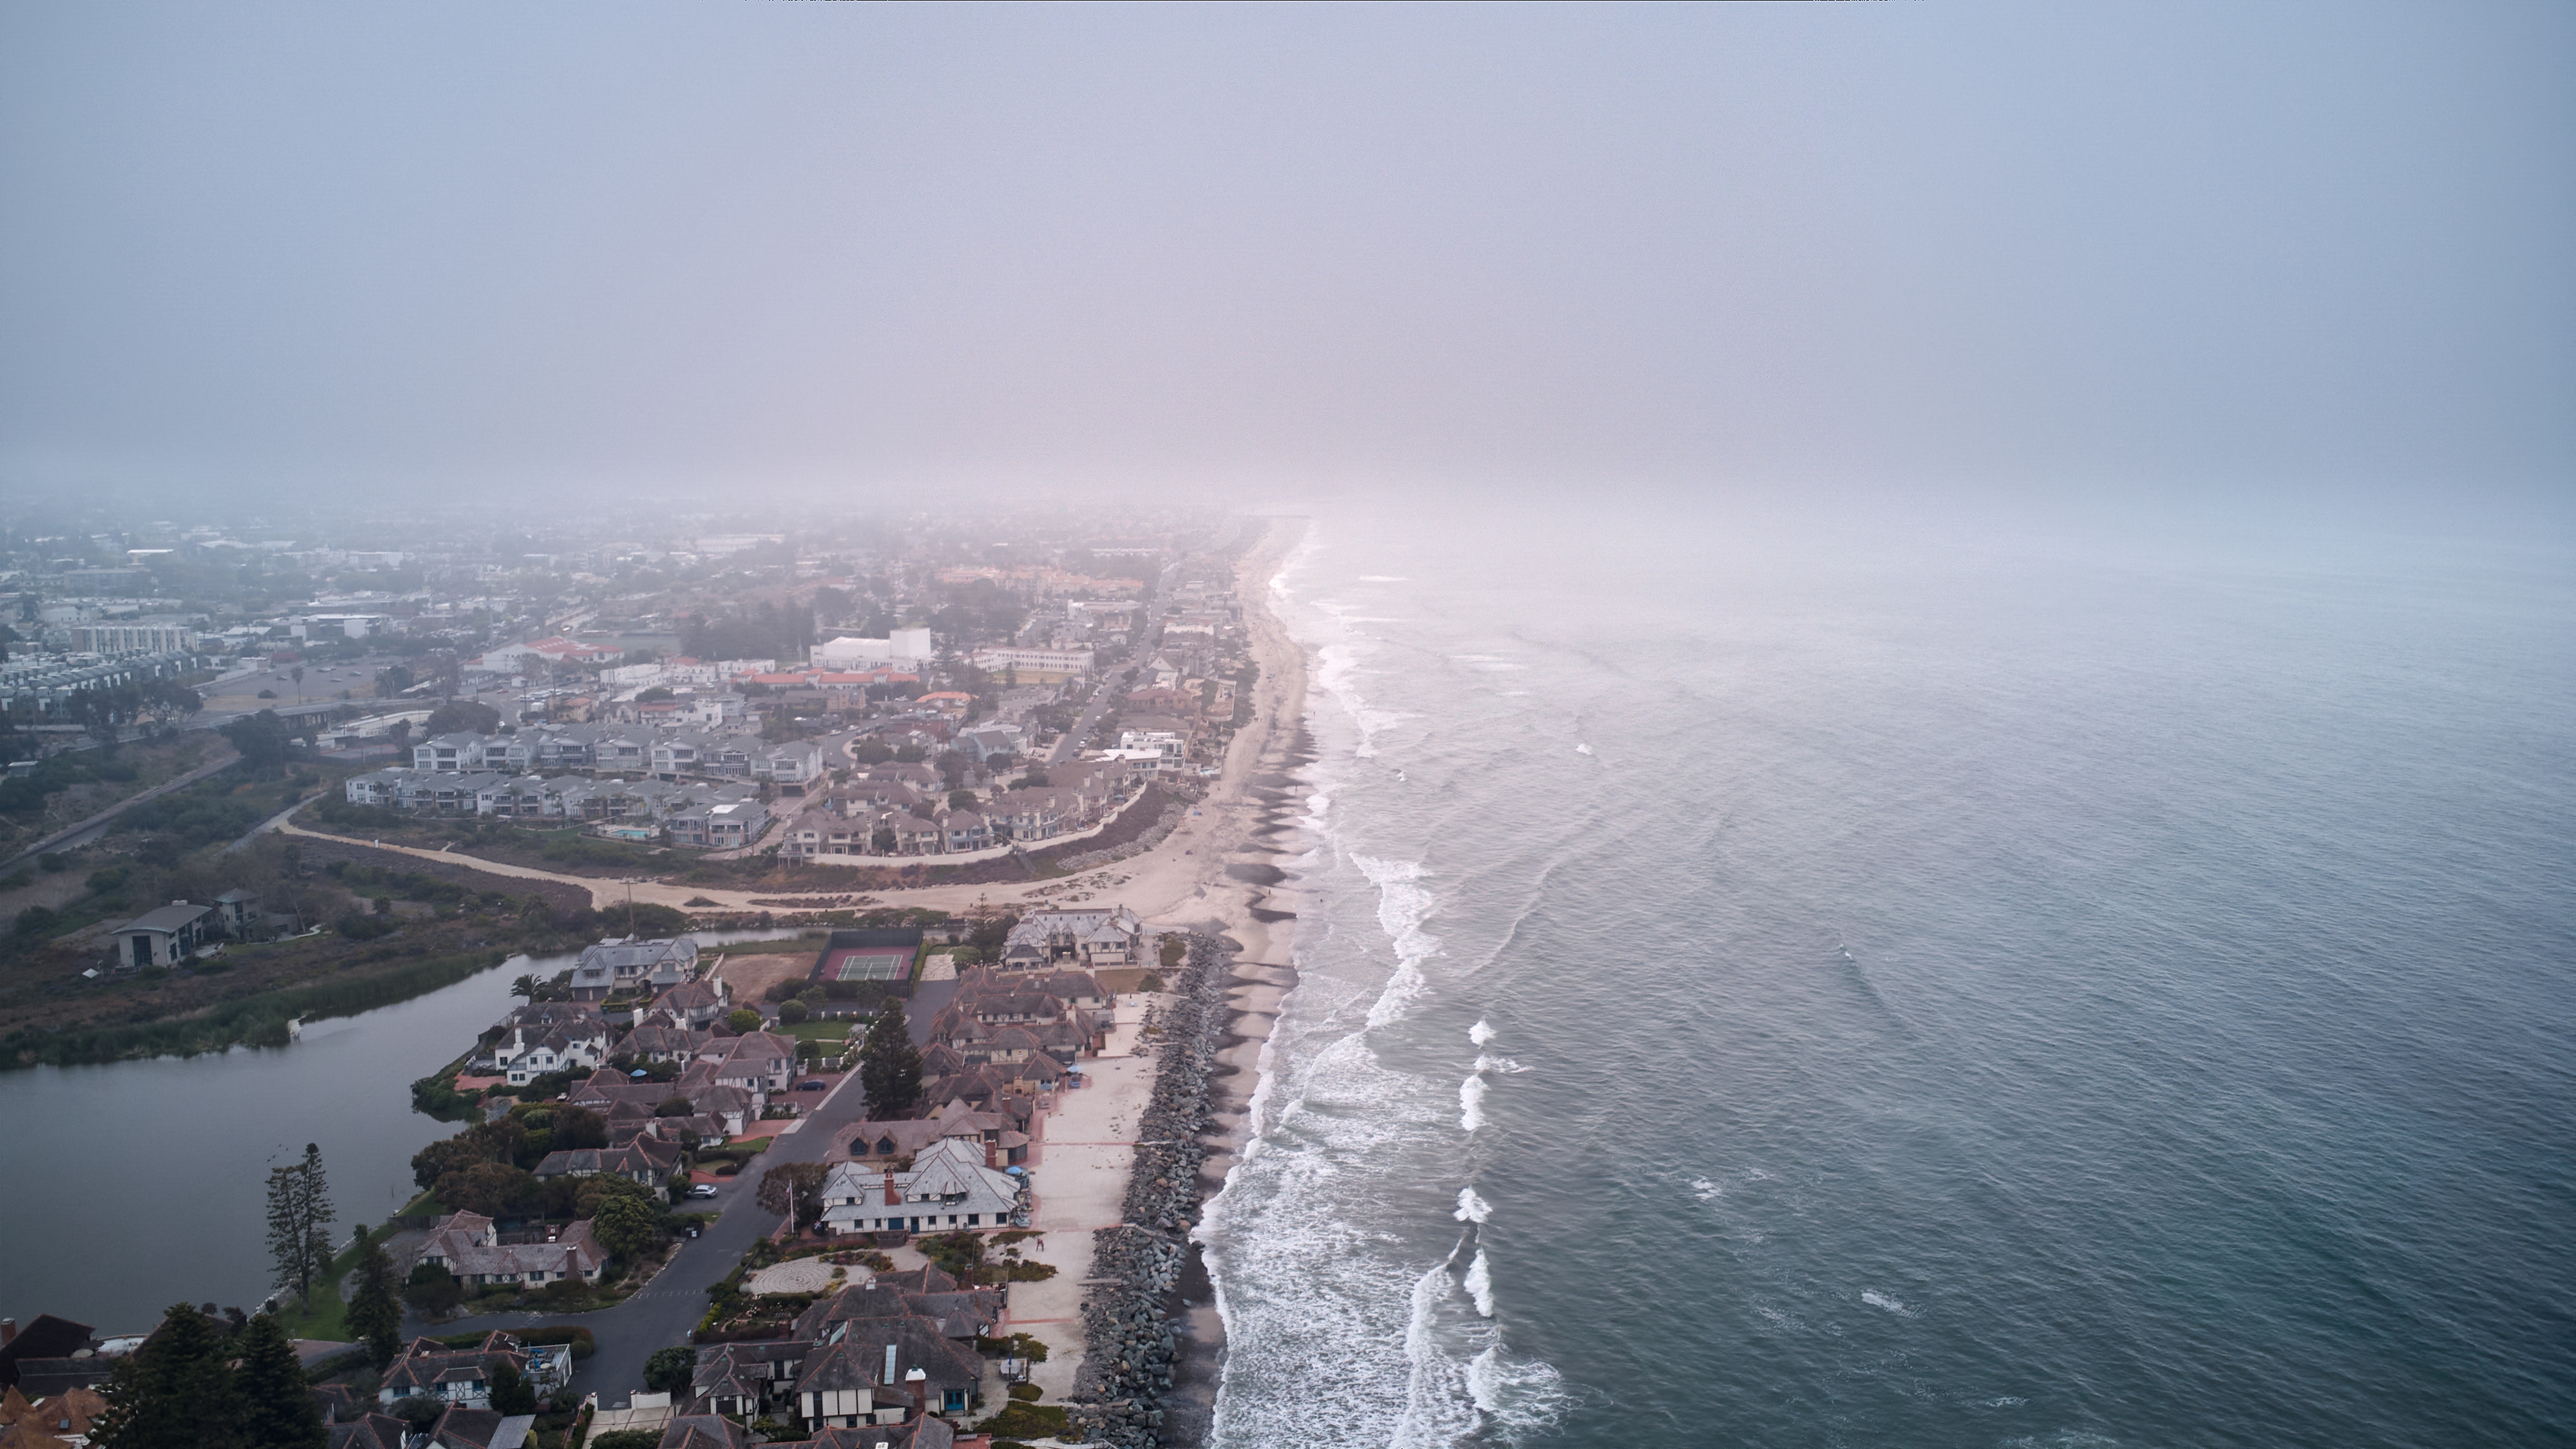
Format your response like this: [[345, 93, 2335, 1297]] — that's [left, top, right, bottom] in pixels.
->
[[816, 1137, 1030, 1235]]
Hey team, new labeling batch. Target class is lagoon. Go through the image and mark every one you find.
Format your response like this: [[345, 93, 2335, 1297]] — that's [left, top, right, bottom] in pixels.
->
[[0, 930, 793, 1332]]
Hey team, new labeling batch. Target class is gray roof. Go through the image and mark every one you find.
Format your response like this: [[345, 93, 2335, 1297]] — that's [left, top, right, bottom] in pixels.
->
[[118, 901, 213, 934]]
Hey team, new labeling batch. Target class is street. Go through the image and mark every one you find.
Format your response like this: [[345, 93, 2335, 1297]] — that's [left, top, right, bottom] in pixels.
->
[[1048, 560, 1178, 765], [411, 981, 955, 1407]]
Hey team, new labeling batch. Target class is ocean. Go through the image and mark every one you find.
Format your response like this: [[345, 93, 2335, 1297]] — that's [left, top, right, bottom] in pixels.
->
[[1195, 498, 2576, 1448]]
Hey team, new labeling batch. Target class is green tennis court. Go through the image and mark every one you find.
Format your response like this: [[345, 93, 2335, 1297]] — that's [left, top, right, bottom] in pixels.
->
[[819, 946, 914, 981]]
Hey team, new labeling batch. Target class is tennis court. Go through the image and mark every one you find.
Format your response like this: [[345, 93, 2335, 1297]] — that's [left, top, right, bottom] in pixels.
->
[[819, 946, 916, 982]]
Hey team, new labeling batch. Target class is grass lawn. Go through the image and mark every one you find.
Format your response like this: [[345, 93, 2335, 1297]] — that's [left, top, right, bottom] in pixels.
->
[[271, 1238, 366, 1341], [777, 1019, 851, 1044]]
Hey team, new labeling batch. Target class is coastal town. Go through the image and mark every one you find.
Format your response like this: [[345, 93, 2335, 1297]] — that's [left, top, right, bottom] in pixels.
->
[[0, 509, 1312, 1449]]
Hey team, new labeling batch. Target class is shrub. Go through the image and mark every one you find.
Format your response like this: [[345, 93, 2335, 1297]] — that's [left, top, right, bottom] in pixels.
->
[[982, 1403, 1068, 1439], [337, 913, 397, 941], [1008, 1382, 1043, 1401], [641, 1345, 696, 1395], [37, 853, 66, 872]]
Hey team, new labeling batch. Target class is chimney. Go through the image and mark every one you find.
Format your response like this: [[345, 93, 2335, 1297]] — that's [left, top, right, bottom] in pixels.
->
[[1, 1318, 16, 1346]]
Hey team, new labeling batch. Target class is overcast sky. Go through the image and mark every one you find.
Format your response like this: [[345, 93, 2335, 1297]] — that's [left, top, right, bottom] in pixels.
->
[[2, 3, 2569, 520]]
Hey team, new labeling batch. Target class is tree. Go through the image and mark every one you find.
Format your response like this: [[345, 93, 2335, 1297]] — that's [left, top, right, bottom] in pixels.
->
[[265, 1144, 336, 1307], [435, 1160, 534, 1217], [575, 1173, 656, 1220], [591, 1192, 659, 1258], [424, 699, 502, 735], [642, 1345, 697, 1396], [412, 1132, 503, 1191], [220, 710, 297, 777], [232, 1313, 327, 1449], [778, 998, 809, 1025], [92, 1303, 240, 1449], [488, 1361, 540, 1416], [859, 1001, 922, 1117], [550, 1105, 609, 1151], [1016, 770, 1050, 790], [724, 1007, 761, 1034], [511, 973, 538, 1000], [290, 666, 304, 702], [404, 1260, 463, 1317], [947, 789, 980, 811], [346, 1231, 403, 1368], [755, 1161, 829, 1231]]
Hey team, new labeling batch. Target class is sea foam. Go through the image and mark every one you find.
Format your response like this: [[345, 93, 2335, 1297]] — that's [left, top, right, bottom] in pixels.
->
[[1463, 1250, 1496, 1316], [1455, 1187, 1493, 1223]]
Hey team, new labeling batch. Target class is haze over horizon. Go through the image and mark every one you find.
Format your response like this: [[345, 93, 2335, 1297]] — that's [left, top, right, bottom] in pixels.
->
[[3, 3, 2571, 533]]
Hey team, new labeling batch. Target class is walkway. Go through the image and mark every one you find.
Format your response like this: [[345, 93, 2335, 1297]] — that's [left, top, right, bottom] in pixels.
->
[[266, 787, 1153, 913]]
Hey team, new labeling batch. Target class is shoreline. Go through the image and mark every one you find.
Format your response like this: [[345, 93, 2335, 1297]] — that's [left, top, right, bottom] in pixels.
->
[[969, 515, 1311, 1445], [1141, 520, 1319, 1446], [1032, 515, 1314, 1446]]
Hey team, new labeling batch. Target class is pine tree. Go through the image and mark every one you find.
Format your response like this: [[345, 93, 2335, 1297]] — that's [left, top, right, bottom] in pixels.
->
[[232, 1313, 327, 1449], [265, 1166, 311, 1307], [265, 1143, 338, 1306], [346, 1229, 403, 1369], [296, 1143, 337, 1299], [858, 999, 922, 1116], [92, 1303, 240, 1449]]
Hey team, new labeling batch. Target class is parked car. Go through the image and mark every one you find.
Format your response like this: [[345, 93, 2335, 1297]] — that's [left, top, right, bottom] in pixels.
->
[[796, 1079, 828, 1091], [688, 1183, 719, 1198]]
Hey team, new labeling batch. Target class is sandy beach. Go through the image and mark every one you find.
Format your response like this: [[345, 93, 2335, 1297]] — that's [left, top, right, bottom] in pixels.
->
[[999, 516, 1314, 1426], [265, 516, 1318, 1430]]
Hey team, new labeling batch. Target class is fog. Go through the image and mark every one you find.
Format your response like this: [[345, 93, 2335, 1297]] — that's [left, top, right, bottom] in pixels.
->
[[2, 3, 2569, 527]]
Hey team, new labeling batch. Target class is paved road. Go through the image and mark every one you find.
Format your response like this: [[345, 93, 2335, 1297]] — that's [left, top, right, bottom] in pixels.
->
[[408, 996, 950, 1406], [1048, 560, 1179, 766], [0, 745, 241, 871]]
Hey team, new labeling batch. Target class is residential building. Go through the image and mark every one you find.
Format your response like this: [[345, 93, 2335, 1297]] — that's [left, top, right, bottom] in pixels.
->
[[410, 1217, 607, 1293], [567, 936, 699, 1001], [109, 901, 215, 970], [817, 1137, 1030, 1236], [999, 905, 1144, 969]]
